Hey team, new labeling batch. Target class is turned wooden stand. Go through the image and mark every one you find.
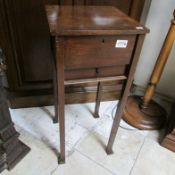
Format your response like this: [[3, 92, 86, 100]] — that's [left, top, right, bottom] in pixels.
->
[[46, 5, 149, 163], [123, 10, 175, 130]]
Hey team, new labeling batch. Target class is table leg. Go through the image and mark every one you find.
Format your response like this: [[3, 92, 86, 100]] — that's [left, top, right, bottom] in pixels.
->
[[53, 65, 58, 123], [51, 36, 58, 124], [94, 82, 103, 118], [57, 79, 65, 164], [106, 35, 145, 154], [106, 99, 123, 154], [55, 38, 66, 164]]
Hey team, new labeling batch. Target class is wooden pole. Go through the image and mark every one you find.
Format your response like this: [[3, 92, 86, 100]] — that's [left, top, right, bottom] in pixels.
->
[[123, 10, 175, 130], [142, 12, 175, 108]]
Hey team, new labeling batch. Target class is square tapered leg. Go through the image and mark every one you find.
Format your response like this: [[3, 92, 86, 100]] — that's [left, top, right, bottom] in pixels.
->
[[94, 82, 103, 118]]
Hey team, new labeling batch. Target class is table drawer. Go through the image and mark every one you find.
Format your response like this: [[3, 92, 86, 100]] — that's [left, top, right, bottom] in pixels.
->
[[65, 66, 126, 80], [64, 35, 136, 69]]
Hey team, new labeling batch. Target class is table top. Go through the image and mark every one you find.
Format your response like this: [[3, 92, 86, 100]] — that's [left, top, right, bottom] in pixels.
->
[[46, 5, 149, 36]]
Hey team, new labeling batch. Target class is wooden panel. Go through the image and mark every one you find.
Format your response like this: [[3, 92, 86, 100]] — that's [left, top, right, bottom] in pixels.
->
[[98, 66, 127, 77], [0, 0, 19, 91], [161, 101, 175, 152], [86, 0, 132, 15], [86, 0, 117, 6], [116, 0, 132, 14], [8, 80, 124, 108], [0, 1, 6, 49], [65, 68, 97, 80], [4, 0, 54, 86], [65, 66, 127, 80], [8, 91, 122, 108], [130, 0, 146, 21], [74, 0, 86, 5], [65, 36, 136, 69], [46, 5, 148, 36], [1, 0, 148, 108], [60, 0, 73, 5], [59, 0, 132, 15], [43, 0, 59, 4]]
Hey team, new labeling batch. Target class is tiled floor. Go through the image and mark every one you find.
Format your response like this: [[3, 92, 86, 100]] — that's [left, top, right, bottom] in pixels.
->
[[2, 101, 175, 175]]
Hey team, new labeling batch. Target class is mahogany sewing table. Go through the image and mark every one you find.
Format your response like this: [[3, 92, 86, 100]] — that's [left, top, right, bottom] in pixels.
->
[[46, 5, 149, 163]]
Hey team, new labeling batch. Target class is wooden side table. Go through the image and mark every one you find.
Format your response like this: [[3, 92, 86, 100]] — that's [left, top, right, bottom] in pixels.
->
[[46, 5, 149, 163]]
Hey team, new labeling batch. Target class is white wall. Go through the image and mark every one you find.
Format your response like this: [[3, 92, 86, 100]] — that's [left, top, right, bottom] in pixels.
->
[[134, 0, 175, 98]]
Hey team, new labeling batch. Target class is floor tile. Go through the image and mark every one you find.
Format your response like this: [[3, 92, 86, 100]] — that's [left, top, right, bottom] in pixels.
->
[[2, 128, 58, 175], [131, 138, 175, 175], [65, 124, 89, 148], [94, 114, 113, 139], [10, 107, 44, 137], [94, 105, 148, 139], [11, 107, 60, 150], [10, 105, 89, 152], [52, 150, 114, 175], [64, 101, 117, 131], [76, 128, 145, 175], [146, 129, 165, 142], [6, 102, 175, 175]]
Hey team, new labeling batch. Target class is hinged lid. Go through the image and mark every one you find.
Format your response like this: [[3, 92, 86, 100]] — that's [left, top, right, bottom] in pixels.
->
[[46, 5, 149, 36]]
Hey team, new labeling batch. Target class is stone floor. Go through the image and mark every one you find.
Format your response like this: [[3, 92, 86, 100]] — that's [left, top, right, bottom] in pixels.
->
[[2, 101, 175, 175]]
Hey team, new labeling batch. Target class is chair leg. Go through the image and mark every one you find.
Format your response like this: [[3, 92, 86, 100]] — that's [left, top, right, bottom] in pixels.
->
[[94, 82, 103, 118]]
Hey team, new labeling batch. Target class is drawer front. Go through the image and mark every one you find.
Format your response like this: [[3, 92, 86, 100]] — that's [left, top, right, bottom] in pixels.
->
[[64, 36, 136, 69], [65, 66, 126, 80]]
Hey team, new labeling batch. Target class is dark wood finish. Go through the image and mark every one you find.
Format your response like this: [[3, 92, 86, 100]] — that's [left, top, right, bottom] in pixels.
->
[[54, 37, 66, 163], [59, 0, 133, 15], [123, 96, 167, 129], [0, 51, 30, 173], [130, 0, 146, 21], [9, 81, 124, 108], [47, 5, 148, 163], [107, 35, 145, 153], [65, 76, 127, 85], [94, 82, 103, 118], [47, 6, 146, 36], [4, 0, 53, 85], [0, 0, 18, 91], [63, 36, 136, 68], [161, 101, 175, 152], [0, 0, 148, 108], [44, 0, 59, 4], [9, 93, 121, 108], [65, 66, 127, 80]]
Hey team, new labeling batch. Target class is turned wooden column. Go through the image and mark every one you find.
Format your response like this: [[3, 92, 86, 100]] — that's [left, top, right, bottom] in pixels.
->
[[123, 10, 175, 130], [0, 49, 30, 172]]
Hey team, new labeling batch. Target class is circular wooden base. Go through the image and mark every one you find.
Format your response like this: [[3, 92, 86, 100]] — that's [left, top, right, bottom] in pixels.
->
[[123, 95, 167, 130]]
